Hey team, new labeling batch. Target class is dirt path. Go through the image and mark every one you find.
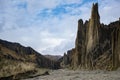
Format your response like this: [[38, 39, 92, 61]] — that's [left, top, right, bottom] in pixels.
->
[[24, 69, 120, 80]]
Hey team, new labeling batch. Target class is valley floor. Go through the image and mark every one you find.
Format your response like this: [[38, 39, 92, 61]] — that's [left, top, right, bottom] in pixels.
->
[[24, 69, 120, 80]]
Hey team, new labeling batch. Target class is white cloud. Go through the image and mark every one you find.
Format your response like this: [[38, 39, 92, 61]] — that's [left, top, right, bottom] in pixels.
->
[[26, 0, 59, 14], [61, 0, 83, 4], [99, 0, 120, 24], [42, 38, 75, 55]]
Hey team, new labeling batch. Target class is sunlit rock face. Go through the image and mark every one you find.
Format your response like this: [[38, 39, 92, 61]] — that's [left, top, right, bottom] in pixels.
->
[[66, 3, 120, 70], [86, 3, 100, 54]]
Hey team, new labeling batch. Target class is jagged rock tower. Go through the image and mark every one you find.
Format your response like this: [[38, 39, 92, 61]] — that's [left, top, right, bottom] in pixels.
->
[[67, 3, 120, 70], [86, 3, 100, 69], [86, 3, 100, 54], [74, 3, 100, 69]]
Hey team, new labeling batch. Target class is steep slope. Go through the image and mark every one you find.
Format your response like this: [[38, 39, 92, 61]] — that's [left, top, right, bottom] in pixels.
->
[[0, 39, 59, 78], [0, 39, 59, 68]]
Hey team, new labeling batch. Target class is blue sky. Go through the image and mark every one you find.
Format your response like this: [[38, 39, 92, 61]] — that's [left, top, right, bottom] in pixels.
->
[[0, 0, 120, 55]]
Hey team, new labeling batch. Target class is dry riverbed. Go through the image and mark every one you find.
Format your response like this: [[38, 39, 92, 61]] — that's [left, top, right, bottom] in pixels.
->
[[24, 69, 120, 80]]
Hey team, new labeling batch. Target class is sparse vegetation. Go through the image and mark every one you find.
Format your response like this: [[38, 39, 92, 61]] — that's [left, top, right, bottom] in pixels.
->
[[0, 39, 60, 79], [0, 59, 36, 78], [0, 59, 50, 79]]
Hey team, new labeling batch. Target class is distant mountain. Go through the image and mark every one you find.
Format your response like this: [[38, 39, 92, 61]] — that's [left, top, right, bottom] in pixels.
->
[[44, 55, 62, 61], [0, 39, 59, 78]]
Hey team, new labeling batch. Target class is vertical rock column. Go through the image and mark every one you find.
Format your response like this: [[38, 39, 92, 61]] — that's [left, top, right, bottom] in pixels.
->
[[112, 20, 120, 70], [73, 19, 87, 68], [86, 3, 100, 69]]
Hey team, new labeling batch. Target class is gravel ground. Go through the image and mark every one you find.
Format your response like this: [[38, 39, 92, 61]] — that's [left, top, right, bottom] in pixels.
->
[[24, 69, 120, 80]]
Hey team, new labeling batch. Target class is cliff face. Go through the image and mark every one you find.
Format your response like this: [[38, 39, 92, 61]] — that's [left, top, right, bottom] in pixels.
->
[[64, 3, 120, 70], [111, 20, 120, 70]]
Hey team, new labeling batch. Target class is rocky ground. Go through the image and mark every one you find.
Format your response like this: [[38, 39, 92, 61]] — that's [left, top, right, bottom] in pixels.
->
[[24, 69, 120, 80]]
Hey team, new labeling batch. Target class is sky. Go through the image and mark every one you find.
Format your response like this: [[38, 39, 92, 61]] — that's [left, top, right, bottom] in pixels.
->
[[0, 0, 120, 55]]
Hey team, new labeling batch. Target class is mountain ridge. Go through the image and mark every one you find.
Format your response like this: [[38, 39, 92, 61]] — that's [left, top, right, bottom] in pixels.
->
[[0, 39, 60, 79]]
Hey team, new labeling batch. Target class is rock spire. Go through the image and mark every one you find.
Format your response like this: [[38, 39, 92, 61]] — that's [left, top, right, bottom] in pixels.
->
[[86, 3, 100, 54], [62, 3, 120, 70]]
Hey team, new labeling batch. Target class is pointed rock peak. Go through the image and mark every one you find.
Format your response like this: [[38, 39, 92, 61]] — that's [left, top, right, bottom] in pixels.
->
[[64, 53, 67, 56], [78, 19, 83, 31], [91, 3, 100, 20], [78, 19, 83, 24]]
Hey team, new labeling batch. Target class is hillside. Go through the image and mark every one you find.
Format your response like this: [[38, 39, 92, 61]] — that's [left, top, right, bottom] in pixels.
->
[[0, 39, 59, 79]]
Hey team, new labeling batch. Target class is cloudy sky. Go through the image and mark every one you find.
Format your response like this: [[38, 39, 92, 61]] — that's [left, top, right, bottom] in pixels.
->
[[0, 0, 120, 55]]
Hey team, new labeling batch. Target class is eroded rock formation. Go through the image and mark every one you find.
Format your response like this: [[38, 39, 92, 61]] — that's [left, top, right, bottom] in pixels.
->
[[60, 48, 75, 68], [64, 3, 120, 70]]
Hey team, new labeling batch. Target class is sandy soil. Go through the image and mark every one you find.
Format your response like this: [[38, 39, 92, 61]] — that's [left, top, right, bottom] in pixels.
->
[[24, 69, 120, 80]]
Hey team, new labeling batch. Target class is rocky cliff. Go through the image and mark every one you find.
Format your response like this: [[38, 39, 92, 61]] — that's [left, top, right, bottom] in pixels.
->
[[63, 3, 120, 70]]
